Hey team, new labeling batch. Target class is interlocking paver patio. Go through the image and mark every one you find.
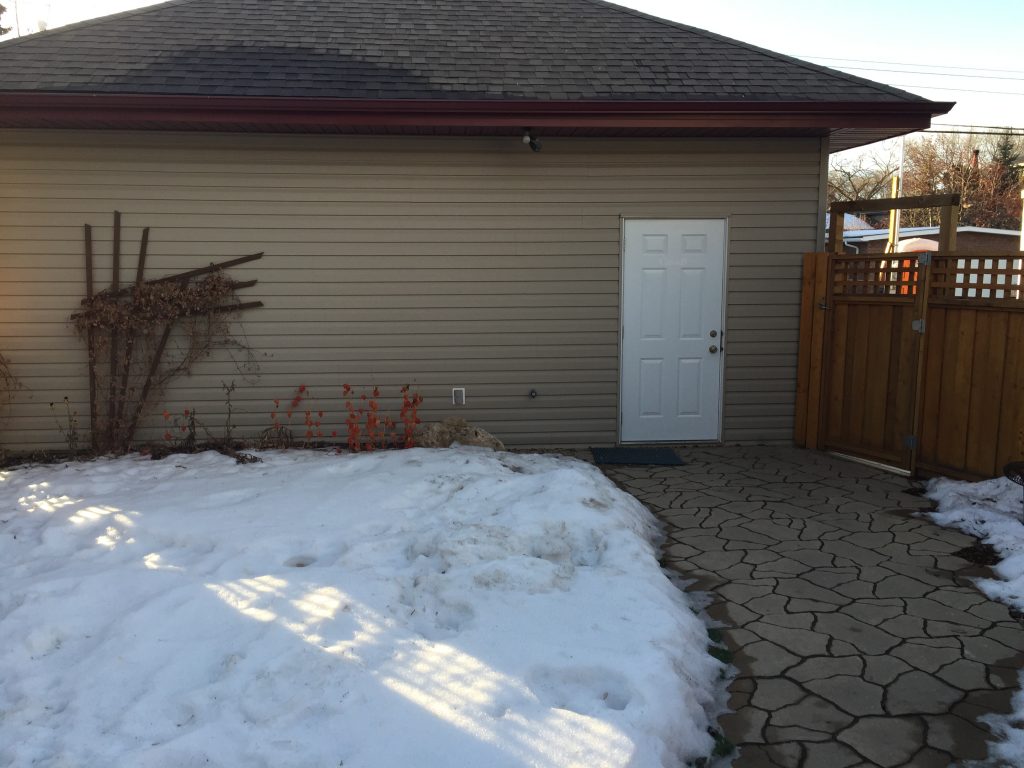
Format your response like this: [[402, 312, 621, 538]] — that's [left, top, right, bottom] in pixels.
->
[[594, 446, 1024, 768]]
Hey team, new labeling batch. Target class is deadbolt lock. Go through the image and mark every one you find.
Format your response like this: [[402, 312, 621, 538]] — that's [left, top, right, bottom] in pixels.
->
[[709, 330, 718, 338]]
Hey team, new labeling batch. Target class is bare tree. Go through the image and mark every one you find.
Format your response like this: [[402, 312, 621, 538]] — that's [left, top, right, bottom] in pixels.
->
[[900, 134, 972, 226], [902, 132, 1023, 229], [0, 4, 10, 35], [828, 149, 899, 203], [830, 133, 1023, 231]]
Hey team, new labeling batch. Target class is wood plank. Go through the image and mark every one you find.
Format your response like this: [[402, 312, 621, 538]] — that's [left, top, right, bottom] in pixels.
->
[[824, 439, 907, 468], [888, 306, 917, 464], [861, 305, 893, 450], [964, 311, 1008, 476], [919, 307, 946, 465], [844, 305, 871, 448], [936, 309, 976, 469], [831, 193, 960, 214], [824, 302, 849, 446], [995, 312, 1024, 472]]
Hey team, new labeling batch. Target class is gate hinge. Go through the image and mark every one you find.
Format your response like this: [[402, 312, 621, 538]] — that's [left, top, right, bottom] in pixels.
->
[[911, 318, 926, 334], [903, 434, 919, 450], [917, 253, 933, 266]]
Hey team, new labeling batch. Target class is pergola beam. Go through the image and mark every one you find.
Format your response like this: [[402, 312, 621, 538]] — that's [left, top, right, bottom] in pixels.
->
[[827, 193, 962, 254]]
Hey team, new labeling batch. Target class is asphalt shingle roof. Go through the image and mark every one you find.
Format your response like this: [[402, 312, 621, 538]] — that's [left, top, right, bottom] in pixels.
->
[[0, 0, 927, 103]]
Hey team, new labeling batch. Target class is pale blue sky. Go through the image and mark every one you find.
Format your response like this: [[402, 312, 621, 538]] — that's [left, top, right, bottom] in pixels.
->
[[4, 0, 1023, 151]]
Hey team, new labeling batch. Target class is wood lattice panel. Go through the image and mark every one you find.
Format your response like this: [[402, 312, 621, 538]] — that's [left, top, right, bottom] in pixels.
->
[[831, 256, 919, 297], [931, 254, 1024, 302]]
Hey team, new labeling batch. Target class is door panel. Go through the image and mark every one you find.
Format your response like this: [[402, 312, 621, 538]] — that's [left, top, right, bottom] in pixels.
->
[[621, 219, 725, 442]]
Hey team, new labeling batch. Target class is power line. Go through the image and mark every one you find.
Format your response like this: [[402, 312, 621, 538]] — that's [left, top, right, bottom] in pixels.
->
[[934, 123, 1024, 130], [799, 55, 1024, 77], [834, 65, 1024, 82], [922, 130, 1024, 136], [890, 84, 1024, 96]]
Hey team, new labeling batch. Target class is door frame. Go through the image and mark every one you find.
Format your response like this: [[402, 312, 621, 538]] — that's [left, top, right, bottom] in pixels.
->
[[617, 217, 729, 444]]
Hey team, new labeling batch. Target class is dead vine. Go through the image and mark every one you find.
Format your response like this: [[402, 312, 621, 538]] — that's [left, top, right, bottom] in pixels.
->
[[0, 351, 15, 408], [76, 212, 263, 454], [75, 274, 236, 336]]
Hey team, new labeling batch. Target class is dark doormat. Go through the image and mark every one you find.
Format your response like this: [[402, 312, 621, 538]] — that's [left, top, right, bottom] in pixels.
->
[[590, 447, 685, 466]]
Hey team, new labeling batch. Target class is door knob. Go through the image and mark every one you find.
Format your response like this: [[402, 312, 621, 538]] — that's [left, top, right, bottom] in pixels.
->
[[709, 345, 719, 354]]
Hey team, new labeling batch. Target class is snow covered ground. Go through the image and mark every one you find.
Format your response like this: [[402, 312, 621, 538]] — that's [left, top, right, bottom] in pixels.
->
[[0, 448, 722, 768], [927, 475, 1024, 765]]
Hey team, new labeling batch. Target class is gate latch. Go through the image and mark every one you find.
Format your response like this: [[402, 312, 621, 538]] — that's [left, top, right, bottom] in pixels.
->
[[911, 318, 926, 334]]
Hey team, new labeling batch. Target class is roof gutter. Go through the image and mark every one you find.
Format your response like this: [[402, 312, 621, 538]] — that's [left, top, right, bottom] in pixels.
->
[[0, 92, 953, 131]]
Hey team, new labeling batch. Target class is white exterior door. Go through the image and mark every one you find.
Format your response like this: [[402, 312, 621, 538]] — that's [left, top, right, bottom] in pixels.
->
[[620, 219, 725, 442]]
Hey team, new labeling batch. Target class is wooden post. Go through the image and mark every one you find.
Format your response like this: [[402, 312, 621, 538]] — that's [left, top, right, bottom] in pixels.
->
[[114, 227, 149, 437], [125, 277, 187, 443], [827, 211, 844, 255], [107, 211, 122, 447], [938, 202, 959, 252], [908, 253, 935, 478], [84, 224, 98, 449]]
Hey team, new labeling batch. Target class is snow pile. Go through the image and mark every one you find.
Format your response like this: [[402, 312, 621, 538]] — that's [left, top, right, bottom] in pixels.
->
[[0, 448, 721, 768], [927, 475, 1024, 764], [928, 477, 1024, 609]]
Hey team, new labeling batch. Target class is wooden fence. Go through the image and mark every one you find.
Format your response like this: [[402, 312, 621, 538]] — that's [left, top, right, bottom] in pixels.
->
[[796, 251, 1024, 480]]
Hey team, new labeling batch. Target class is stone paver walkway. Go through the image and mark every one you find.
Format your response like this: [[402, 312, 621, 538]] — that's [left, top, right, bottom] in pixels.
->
[[597, 446, 1024, 768]]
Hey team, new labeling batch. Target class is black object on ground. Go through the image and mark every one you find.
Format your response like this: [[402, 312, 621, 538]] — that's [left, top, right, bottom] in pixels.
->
[[590, 447, 684, 466]]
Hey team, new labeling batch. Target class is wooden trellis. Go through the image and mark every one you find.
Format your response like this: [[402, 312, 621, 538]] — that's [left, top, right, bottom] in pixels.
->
[[80, 211, 264, 452]]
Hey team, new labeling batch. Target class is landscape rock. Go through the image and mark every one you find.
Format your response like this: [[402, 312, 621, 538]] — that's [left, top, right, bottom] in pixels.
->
[[416, 417, 505, 450]]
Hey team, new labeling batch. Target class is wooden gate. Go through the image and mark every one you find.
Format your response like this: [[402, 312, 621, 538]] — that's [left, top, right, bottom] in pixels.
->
[[796, 251, 1024, 479]]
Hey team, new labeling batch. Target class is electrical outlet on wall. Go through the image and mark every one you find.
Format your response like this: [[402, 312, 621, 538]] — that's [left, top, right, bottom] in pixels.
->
[[452, 387, 466, 406]]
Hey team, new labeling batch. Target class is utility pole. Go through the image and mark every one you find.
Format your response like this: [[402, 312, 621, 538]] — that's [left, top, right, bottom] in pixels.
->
[[884, 136, 909, 256], [885, 174, 899, 254], [885, 136, 906, 254]]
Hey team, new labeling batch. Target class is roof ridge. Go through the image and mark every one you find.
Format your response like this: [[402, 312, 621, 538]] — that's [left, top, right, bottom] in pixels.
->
[[578, 0, 926, 103], [0, 0, 201, 50]]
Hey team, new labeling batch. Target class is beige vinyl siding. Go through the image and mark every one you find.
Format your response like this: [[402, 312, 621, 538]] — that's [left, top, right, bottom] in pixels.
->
[[0, 131, 821, 449]]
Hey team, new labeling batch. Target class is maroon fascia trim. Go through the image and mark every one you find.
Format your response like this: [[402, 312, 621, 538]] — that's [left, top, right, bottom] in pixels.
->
[[0, 92, 953, 131]]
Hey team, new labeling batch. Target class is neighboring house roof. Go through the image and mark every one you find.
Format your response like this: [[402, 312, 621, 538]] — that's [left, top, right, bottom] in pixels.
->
[[0, 0, 952, 145], [825, 213, 874, 232], [843, 226, 1022, 243]]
